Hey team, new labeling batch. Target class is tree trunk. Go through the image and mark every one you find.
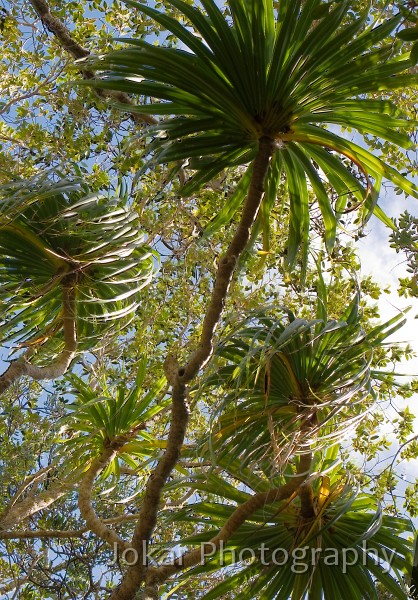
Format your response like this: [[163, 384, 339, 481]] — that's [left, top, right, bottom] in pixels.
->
[[110, 135, 276, 600]]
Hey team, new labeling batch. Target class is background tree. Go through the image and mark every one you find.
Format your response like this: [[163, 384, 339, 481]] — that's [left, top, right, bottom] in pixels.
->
[[0, 0, 417, 598]]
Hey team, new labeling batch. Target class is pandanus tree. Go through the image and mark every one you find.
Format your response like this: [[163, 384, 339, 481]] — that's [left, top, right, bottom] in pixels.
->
[[180, 300, 413, 598], [123, 296, 412, 599], [68, 0, 418, 599], [0, 174, 156, 393], [1, 1, 417, 599], [165, 451, 413, 599]]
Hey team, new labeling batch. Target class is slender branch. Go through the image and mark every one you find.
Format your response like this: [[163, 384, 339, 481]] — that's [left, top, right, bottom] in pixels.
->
[[183, 136, 276, 380], [0, 528, 85, 540], [28, 0, 157, 126], [78, 434, 138, 553], [0, 555, 43, 595], [0, 284, 77, 396], [7, 464, 56, 510], [0, 513, 143, 540], [0, 558, 70, 595], [0, 478, 75, 531], [0, 61, 66, 116], [110, 136, 275, 600], [154, 482, 304, 582], [129, 378, 189, 560], [152, 453, 314, 584], [0, 133, 32, 150], [0, 576, 30, 596], [164, 488, 194, 508]]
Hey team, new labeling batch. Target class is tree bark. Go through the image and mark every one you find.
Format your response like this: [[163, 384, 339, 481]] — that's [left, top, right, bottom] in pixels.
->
[[78, 436, 135, 553], [0, 478, 74, 531]]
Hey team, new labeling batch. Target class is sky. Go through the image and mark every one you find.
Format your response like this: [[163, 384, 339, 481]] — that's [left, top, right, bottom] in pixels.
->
[[359, 190, 418, 375], [357, 187, 418, 496]]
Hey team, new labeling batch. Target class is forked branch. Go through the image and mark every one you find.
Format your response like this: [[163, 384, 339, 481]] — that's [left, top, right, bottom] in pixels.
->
[[110, 135, 276, 600]]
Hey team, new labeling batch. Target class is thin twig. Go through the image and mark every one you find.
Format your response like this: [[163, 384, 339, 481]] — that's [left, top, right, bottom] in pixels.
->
[[28, 0, 157, 126], [0, 61, 66, 116]]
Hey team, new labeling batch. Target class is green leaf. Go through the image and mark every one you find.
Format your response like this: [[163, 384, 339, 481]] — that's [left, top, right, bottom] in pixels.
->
[[411, 40, 418, 64], [202, 165, 253, 239], [0, 174, 157, 358], [396, 27, 418, 41]]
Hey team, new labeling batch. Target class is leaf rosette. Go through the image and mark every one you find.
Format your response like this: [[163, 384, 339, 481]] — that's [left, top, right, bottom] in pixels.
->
[[200, 301, 406, 466], [0, 173, 157, 360]]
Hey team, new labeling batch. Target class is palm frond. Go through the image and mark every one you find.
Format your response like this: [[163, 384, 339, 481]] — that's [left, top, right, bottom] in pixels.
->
[[83, 0, 418, 265], [0, 173, 158, 359], [198, 303, 406, 468], [164, 461, 413, 600], [58, 360, 167, 477]]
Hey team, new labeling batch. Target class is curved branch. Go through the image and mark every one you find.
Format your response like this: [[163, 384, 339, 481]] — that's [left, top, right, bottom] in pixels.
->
[[78, 434, 139, 554], [155, 483, 303, 582], [28, 0, 157, 126], [0, 284, 77, 395], [153, 453, 313, 583]]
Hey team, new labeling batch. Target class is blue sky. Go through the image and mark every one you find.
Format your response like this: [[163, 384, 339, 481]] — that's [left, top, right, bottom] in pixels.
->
[[356, 187, 418, 501]]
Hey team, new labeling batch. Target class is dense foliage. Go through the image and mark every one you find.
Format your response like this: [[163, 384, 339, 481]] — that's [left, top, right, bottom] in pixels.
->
[[0, 0, 417, 598]]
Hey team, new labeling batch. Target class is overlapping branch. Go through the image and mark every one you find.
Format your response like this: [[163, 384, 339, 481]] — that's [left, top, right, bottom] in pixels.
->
[[28, 0, 157, 126]]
